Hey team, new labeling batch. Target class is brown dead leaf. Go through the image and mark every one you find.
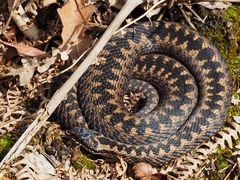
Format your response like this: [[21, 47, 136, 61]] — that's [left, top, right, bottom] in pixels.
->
[[3, 27, 17, 42], [68, 36, 93, 60], [0, 40, 49, 58], [57, 0, 95, 45]]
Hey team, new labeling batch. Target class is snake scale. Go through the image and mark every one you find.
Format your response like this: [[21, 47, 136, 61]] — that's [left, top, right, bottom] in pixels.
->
[[56, 21, 232, 165]]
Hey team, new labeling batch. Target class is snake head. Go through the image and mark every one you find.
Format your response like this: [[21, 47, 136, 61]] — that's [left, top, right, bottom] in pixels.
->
[[73, 126, 120, 159], [73, 126, 102, 152]]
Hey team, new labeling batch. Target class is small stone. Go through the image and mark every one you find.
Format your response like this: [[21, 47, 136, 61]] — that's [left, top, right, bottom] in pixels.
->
[[60, 51, 69, 61], [133, 162, 153, 178]]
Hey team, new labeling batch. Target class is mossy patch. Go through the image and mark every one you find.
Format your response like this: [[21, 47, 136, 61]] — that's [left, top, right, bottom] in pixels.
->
[[235, 138, 240, 145], [72, 154, 96, 170], [71, 149, 96, 170], [224, 5, 240, 21], [0, 134, 15, 160], [207, 146, 233, 180], [196, 6, 240, 89]]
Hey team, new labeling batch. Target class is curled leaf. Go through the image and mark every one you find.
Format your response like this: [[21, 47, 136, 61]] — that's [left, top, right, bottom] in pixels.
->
[[0, 40, 49, 58]]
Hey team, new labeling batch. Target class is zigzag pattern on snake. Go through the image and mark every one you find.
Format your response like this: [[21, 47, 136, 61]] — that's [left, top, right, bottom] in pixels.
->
[[56, 21, 232, 165]]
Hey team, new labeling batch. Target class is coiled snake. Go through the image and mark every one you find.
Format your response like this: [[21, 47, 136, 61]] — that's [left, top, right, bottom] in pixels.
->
[[56, 21, 232, 165]]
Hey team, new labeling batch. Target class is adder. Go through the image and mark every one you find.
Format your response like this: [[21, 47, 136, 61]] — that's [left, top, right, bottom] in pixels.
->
[[56, 21, 232, 165]]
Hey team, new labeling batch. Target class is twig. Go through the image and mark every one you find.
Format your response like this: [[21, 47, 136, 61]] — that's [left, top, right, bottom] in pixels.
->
[[1, 0, 19, 34], [115, 0, 167, 34], [157, 8, 166, 21], [0, 0, 145, 170], [59, 45, 92, 75], [223, 163, 237, 180], [179, 4, 197, 30], [74, 0, 88, 24], [183, 3, 206, 23]]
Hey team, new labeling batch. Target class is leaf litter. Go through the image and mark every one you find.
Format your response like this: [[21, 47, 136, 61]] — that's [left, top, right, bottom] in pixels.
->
[[0, 0, 240, 179]]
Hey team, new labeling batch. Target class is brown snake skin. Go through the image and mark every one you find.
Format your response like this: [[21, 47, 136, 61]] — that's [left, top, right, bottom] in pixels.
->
[[56, 21, 232, 165]]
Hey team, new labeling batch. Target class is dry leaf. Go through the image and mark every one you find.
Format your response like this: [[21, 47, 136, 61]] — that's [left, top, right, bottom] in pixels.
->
[[0, 87, 27, 134], [4, 54, 58, 85], [0, 120, 19, 135], [6, 58, 37, 86], [6, 86, 22, 108], [161, 121, 240, 178], [197, 2, 231, 10], [7, 0, 40, 41], [41, 0, 58, 7], [0, 40, 49, 58], [3, 28, 17, 42], [115, 157, 128, 178], [68, 36, 93, 60], [57, 0, 95, 45], [14, 152, 59, 180], [108, 0, 126, 9], [37, 56, 56, 73], [233, 116, 240, 124]]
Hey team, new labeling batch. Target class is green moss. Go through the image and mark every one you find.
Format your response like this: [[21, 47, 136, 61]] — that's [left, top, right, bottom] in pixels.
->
[[235, 138, 240, 145], [0, 135, 13, 149], [0, 134, 14, 160], [210, 26, 239, 82], [207, 147, 233, 179], [197, 6, 240, 122], [72, 153, 96, 170], [216, 151, 230, 172], [215, 146, 232, 158], [218, 158, 229, 170], [224, 5, 240, 21], [200, 24, 238, 79], [197, 6, 240, 85], [228, 105, 240, 118], [223, 7, 240, 83]]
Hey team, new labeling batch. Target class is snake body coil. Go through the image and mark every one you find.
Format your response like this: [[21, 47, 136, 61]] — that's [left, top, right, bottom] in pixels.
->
[[57, 22, 232, 165]]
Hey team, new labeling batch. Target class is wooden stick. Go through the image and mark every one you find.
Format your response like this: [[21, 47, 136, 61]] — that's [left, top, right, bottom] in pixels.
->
[[116, 0, 167, 34]]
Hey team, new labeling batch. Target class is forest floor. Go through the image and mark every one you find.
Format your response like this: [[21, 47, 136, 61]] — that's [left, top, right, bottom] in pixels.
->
[[0, 0, 239, 179]]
